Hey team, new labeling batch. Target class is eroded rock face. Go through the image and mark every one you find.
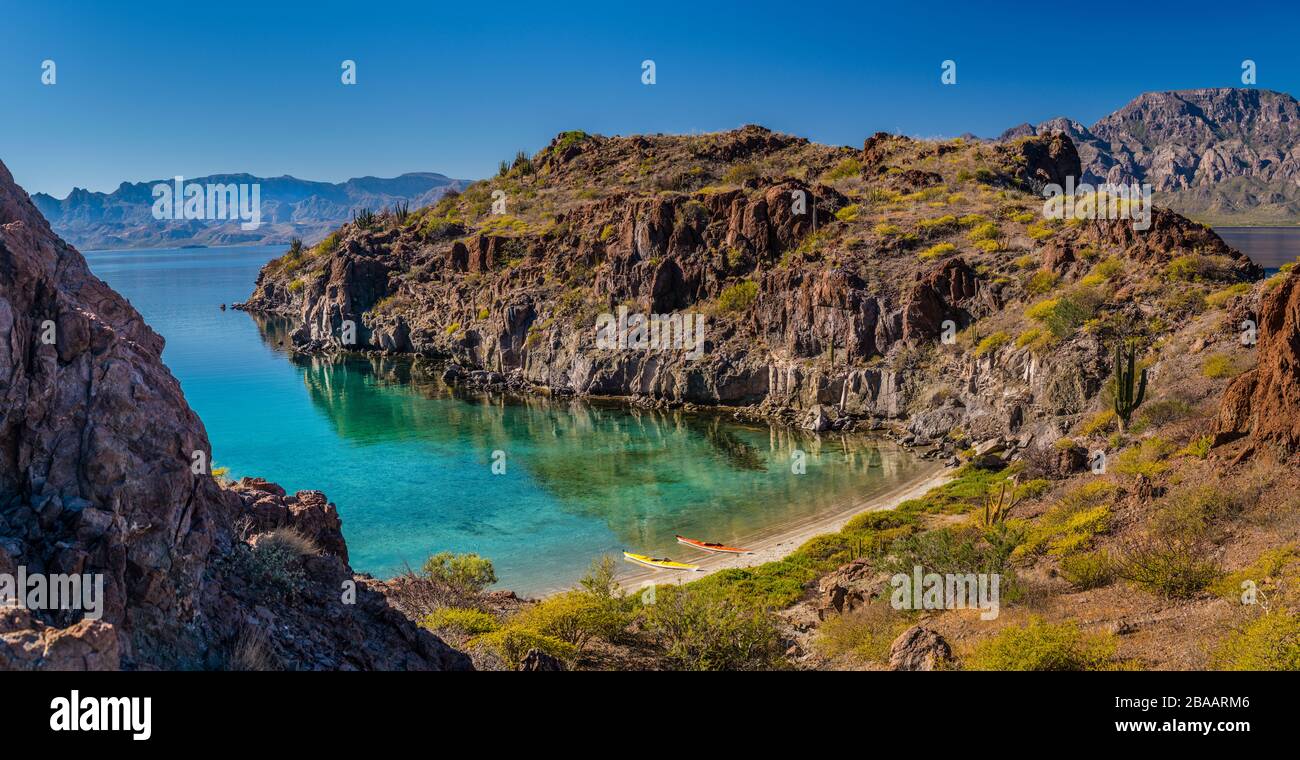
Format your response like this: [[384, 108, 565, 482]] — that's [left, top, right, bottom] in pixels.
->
[[0, 158, 468, 671], [1213, 272, 1300, 452], [888, 625, 952, 671]]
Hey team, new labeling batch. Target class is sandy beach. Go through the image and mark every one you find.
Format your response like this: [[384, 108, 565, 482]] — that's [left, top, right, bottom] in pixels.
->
[[612, 463, 953, 593]]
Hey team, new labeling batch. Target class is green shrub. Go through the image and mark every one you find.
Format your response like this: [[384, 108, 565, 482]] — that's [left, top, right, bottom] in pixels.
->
[[834, 204, 862, 222], [1026, 270, 1060, 295], [1060, 550, 1114, 590], [824, 157, 863, 181], [919, 242, 956, 260], [422, 552, 497, 595], [967, 222, 1000, 241], [1180, 434, 1213, 459], [975, 331, 1011, 357], [642, 585, 787, 671], [509, 591, 629, 651], [1211, 612, 1300, 671], [717, 280, 758, 313], [1112, 437, 1175, 478], [873, 222, 903, 236], [422, 607, 500, 636], [472, 627, 577, 666], [1152, 485, 1240, 539], [1206, 282, 1252, 308], [723, 163, 761, 185], [815, 602, 913, 664], [1202, 353, 1243, 378], [965, 618, 1118, 671], [1115, 535, 1220, 598]]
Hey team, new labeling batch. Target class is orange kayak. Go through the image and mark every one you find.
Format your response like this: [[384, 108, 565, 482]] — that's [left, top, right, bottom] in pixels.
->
[[676, 535, 751, 554]]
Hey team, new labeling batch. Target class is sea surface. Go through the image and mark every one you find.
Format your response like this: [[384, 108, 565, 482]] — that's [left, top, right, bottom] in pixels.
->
[[84, 245, 930, 594], [1214, 226, 1300, 273]]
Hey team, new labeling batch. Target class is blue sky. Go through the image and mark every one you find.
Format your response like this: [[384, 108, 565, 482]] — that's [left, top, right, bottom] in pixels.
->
[[3, 0, 1297, 197]]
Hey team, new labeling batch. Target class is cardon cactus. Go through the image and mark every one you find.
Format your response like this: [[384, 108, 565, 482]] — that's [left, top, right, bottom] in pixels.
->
[[1113, 341, 1148, 432]]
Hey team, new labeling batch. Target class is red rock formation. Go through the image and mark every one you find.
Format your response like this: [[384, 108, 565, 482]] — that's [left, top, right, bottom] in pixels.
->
[[0, 159, 468, 670], [1213, 272, 1300, 452]]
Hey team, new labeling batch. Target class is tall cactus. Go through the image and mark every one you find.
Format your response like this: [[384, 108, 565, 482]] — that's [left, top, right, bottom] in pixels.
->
[[1113, 340, 1148, 432]]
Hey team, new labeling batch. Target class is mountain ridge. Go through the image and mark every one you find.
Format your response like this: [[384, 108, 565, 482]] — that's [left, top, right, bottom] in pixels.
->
[[31, 170, 470, 250], [1003, 87, 1300, 225]]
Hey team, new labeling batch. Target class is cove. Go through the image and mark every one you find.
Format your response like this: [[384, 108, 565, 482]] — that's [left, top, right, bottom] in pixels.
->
[[85, 245, 933, 595]]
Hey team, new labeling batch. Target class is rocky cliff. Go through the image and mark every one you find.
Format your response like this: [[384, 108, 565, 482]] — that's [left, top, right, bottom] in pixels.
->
[[1003, 88, 1300, 225], [240, 126, 1259, 455], [0, 158, 469, 670]]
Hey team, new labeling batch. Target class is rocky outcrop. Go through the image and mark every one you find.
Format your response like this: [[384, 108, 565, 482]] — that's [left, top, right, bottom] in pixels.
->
[[0, 158, 468, 671], [1213, 272, 1300, 452], [887, 625, 952, 671]]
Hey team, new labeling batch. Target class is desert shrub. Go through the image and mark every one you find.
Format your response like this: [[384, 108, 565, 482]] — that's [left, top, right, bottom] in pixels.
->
[[234, 528, 318, 595], [1026, 222, 1054, 240], [717, 280, 758, 313], [1079, 409, 1116, 436], [824, 157, 863, 181], [722, 162, 761, 185], [1024, 292, 1098, 339], [1180, 434, 1213, 459], [967, 222, 999, 242], [287, 278, 305, 294], [1166, 253, 1236, 282], [1060, 550, 1115, 590], [919, 242, 956, 260], [1152, 485, 1241, 539], [509, 591, 629, 651], [1017, 481, 1115, 558], [873, 222, 903, 236], [974, 331, 1011, 357], [422, 552, 497, 595], [815, 601, 913, 664], [1202, 353, 1244, 379], [1112, 436, 1175, 478], [1206, 282, 1252, 308], [917, 214, 958, 234], [965, 618, 1118, 671], [887, 523, 1020, 581], [1026, 270, 1060, 295], [473, 627, 576, 666], [422, 607, 500, 636], [642, 585, 786, 671], [1134, 398, 1193, 429], [835, 203, 862, 223], [1114, 534, 1220, 598], [1211, 611, 1300, 671], [228, 626, 275, 671]]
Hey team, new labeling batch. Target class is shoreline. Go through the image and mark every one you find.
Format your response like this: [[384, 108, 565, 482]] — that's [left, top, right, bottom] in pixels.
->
[[603, 463, 953, 597]]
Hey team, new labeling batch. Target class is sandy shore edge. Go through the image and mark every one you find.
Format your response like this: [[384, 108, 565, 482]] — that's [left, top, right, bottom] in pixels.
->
[[610, 464, 954, 594]]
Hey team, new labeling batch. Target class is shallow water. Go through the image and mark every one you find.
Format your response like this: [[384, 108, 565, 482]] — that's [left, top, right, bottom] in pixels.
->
[[84, 245, 931, 594]]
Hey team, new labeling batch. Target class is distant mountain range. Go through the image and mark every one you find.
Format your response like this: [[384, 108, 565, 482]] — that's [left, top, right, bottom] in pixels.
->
[[32, 172, 470, 250], [1002, 88, 1300, 225]]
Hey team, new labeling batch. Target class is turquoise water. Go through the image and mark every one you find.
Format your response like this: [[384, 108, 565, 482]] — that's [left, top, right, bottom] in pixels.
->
[[84, 245, 930, 595]]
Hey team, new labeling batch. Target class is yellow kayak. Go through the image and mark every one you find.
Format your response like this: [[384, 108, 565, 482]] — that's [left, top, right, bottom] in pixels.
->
[[623, 552, 701, 571]]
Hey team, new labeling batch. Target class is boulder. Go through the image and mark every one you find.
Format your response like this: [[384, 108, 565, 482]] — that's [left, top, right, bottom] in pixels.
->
[[887, 625, 952, 671]]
